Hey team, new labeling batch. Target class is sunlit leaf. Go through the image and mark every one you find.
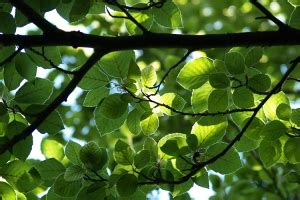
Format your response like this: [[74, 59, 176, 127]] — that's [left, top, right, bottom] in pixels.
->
[[177, 57, 215, 89], [140, 112, 159, 135], [41, 139, 65, 161], [191, 116, 227, 148]]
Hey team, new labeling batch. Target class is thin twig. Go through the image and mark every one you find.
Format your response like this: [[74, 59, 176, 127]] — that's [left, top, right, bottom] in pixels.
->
[[250, 0, 294, 31], [123, 86, 256, 117], [27, 47, 75, 74], [106, 0, 150, 34], [148, 50, 192, 95]]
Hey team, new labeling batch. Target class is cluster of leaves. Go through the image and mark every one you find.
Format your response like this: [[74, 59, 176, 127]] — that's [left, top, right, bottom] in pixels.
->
[[0, 0, 300, 199]]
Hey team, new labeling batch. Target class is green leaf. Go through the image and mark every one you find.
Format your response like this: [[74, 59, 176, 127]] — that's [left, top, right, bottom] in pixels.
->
[[126, 109, 143, 135], [5, 120, 27, 139], [15, 53, 36, 81], [232, 87, 254, 108], [26, 47, 61, 68], [193, 170, 209, 188], [158, 93, 186, 115], [78, 66, 108, 90], [116, 174, 138, 197], [224, 52, 245, 75], [69, 0, 92, 22], [284, 137, 300, 164], [191, 82, 214, 113], [134, 149, 150, 169], [14, 78, 53, 104], [259, 140, 282, 168], [0, 182, 16, 200], [99, 94, 128, 119], [276, 103, 291, 121], [65, 140, 82, 165], [125, 5, 153, 34], [94, 105, 128, 135], [99, 51, 134, 79], [260, 120, 287, 141], [4, 61, 23, 91], [263, 92, 289, 120], [64, 165, 85, 181], [153, 1, 183, 28], [177, 57, 215, 89], [289, 0, 300, 6], [207, 143, 242, 174], [143, 137, 158, 162], [234, 135, 260, 152], [16, 168, 41, 192], [40, 0, 60, 12], [47, 188, 74, 200], [34, 158, 65, 180], [186, 134, 198, 151], [158, 133, 187, 159], [0, 160, 30, 183], [114, 140, 134, 165], [38, 110, 64, 134], [208, 89, 228, 112], [0, 12, 16, 34], [160, 140, 180, 156], [12, 135, 32, 161], [41, 139, 65, 161], [248, 74, 271, 93], [245, 47, 263, 67], [141, 65, 157, 87], [140, 112, 159, 135], [191, 116, 227, 148], [76, 182, 106, 200], [209, 73, 230, 89], [289, 7, 300, 29], [83, 87, 109, 107], [80, 141, 107, 170], [291, 108, 300, 126], [53, 174, 82, 197]]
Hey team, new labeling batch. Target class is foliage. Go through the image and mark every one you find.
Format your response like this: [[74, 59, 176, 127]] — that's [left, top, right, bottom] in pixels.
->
[[0, 0, 300, 199]]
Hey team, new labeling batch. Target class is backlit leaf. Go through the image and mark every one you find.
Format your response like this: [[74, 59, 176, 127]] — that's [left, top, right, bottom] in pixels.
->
[[232, 87, 254, 108], [177, 57, 215, 89], [140, 112, 159, 135], [207, 143, 242, 174], [113, 140, 134, 165], [224, 52, 245, 75], [208, 89, 228, 112], [15, 78, 53, 104]]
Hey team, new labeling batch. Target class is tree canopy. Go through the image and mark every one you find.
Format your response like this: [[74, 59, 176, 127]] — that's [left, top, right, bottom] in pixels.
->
[[0, 0, 300, 199]]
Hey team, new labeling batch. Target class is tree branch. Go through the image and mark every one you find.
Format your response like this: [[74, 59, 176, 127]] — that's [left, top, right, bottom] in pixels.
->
[[1, 30, 300, 50], [0, 49, 110, 155]]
